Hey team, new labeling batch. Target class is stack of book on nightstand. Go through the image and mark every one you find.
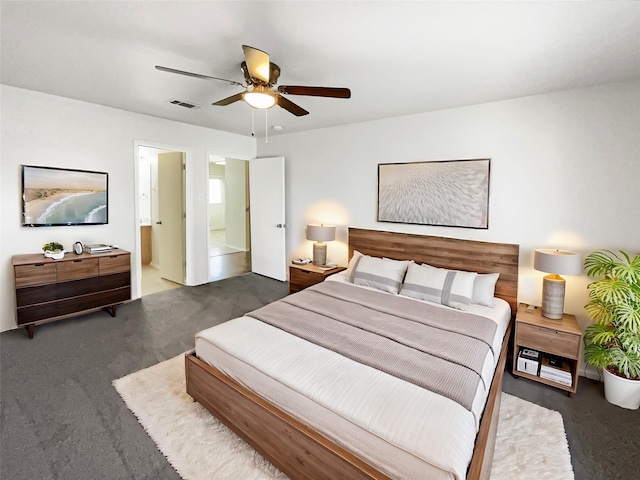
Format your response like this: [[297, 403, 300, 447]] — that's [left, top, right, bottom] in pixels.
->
[[540, 355, 573, 386]]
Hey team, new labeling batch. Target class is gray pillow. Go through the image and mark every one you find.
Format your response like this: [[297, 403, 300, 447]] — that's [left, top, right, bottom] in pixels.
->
[[471, 273, 500, 307], [352, 255, 411, 294], [399, 263, 477, 310]]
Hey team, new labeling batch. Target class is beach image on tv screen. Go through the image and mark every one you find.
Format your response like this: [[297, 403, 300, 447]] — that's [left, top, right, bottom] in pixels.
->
[[23, 167, 107, 225]]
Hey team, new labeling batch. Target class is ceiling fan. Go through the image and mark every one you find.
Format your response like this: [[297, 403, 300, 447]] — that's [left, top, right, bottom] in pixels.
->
[[156, 45, 351, 117]]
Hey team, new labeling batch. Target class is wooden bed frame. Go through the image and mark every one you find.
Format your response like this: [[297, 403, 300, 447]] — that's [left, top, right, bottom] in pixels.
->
[[186, 228, 519, 480]]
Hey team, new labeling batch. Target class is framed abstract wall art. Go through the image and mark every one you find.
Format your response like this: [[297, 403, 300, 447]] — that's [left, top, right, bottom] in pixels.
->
[[377, 158, 490, 229]]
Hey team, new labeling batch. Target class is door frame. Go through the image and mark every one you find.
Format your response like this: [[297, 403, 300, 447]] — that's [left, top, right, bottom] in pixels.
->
[[133, 140, 193, 300], [205, 151, 254, 282]]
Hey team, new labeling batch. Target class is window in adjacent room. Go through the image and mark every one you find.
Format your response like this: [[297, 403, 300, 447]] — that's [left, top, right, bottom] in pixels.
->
[[209, 177, 224, 204]]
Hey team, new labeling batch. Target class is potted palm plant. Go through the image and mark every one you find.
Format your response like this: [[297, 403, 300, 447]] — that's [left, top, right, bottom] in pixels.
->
[[583, 250, 640, 409]]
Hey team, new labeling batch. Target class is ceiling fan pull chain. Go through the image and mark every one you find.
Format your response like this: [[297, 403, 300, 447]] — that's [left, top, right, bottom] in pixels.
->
[[251, 108, 255, 137], [265, 109, 269, 144]]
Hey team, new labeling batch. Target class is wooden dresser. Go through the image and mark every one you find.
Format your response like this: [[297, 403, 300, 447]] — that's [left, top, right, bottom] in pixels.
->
[[12, 249, 131, 339]]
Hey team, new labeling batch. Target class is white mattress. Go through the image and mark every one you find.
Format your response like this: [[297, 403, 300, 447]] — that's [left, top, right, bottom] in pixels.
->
[[195, 274, 511, 480]]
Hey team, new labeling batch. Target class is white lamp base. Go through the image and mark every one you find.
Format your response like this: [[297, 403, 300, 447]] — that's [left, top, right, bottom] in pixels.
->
[[312, 242, 327, 265], [542, 274, 565, 320]]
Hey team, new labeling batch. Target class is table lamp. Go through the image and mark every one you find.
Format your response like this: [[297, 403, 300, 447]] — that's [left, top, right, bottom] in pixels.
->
[[306, 224, 336, 265], [534, 249, 582, 319]]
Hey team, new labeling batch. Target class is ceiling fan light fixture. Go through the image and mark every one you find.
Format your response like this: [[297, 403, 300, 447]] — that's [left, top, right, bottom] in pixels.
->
[[243, 86, 276, 109]]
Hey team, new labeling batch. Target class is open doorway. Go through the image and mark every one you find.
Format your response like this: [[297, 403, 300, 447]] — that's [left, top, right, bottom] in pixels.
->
[[208, 155, 251, 282], [138, 145, 185, 296]]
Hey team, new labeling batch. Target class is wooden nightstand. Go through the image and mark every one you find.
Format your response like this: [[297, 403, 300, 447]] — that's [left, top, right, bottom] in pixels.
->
[[512, 303, 582, 396], [289, 263, 346, 294]]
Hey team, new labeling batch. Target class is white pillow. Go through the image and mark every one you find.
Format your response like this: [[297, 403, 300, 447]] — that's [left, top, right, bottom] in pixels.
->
[[352, 255, 411, 294], [472, 273, 500, 307], [399, 263, 477, 310], [345, 250, 364, 282]]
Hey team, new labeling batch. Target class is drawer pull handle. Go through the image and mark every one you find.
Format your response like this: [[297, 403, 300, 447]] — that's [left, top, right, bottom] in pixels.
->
[[34, 263, 44, 267], [73, 260, 82, 263]]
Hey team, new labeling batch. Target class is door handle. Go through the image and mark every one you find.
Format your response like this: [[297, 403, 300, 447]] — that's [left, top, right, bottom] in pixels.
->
[[156, 221, 162, 225], [276, 224, 285, 228]]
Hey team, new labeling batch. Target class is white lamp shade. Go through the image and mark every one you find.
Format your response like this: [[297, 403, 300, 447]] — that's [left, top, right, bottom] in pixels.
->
[[243, 85, 276, 109], [306, 225, 336, 242], [243, 91, 275, 109], [534, 249, 582, 275]]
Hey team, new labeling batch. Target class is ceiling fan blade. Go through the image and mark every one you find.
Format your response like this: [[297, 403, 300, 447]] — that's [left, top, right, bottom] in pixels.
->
[[212, 93, 244, 106], [155, 65, 243, 87], [242, 45, 271, 84], [276, 95, 309, 116], [278, 85, 351, 99]]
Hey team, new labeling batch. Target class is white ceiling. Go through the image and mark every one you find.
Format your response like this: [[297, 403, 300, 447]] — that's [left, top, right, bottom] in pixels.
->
[[2, 1, 639, 138]]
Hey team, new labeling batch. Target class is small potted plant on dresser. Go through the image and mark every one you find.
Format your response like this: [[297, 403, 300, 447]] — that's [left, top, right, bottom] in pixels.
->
[[42, 242, 65, 260], [583, 250, 640, 409]]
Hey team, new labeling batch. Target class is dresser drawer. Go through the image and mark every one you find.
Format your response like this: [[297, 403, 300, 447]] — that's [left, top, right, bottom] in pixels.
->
[[14, 263, 57, 287], [17, 303, 59, 325], [100, 271, 130, 290], [290, 268, 324, 288], [58, 277, 101, 300], [518, 322, 580, 359], [57, 288, 129, 316], [99, 254, 130, 275], [16, 284, 58, 307], [57, 258, 99, 281]]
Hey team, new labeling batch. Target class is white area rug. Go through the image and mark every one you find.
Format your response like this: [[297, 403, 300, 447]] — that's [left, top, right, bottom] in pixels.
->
[[113, 355, 574, 480]]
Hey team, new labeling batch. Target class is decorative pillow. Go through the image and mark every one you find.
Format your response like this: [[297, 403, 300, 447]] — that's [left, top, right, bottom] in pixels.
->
[[345, 250, 364, 282], [352, 255, 411, 294], [472, 273, 500, 307], [399, 263, 477, 310]]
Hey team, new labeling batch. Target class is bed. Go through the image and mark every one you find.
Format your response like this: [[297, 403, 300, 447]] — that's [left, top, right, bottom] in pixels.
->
[[185, 228, 519, 480]]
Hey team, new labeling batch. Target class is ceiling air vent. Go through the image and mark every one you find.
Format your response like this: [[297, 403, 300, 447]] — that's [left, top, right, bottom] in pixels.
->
[[168, 99, 200, 109]]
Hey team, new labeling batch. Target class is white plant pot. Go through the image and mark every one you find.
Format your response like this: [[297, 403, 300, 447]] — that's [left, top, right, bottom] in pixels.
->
[[603, 367, 640, 410], [43, 250, 65, 260]]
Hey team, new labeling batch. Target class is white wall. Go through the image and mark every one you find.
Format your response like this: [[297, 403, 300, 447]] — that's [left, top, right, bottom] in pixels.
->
[[1, 85, 256, 333], [208, 163, 226, 231], [258, 80, 640, 376], [224, 158, 249, 251], [138, 147, 161, 266], [138, 148, 153, 226]]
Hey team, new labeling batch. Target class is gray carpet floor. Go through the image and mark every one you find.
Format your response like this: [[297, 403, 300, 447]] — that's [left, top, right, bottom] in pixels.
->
[[1, 273, 637, 480]]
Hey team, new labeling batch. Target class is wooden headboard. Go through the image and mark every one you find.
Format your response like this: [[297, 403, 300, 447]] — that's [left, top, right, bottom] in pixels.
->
[[348, 228, 519, 313]]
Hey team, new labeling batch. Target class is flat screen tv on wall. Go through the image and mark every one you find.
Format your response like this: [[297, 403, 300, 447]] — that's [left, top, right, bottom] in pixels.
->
[[22, 165, 108, 227]]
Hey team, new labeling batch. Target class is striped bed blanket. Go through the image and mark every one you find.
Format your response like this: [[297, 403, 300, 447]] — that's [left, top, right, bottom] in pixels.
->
[[247, 281, 497, 411]]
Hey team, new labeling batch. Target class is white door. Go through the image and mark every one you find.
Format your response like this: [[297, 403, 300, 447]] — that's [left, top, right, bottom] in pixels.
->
[[158, 151, 186, 284], [249, 156, 286, 281]]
